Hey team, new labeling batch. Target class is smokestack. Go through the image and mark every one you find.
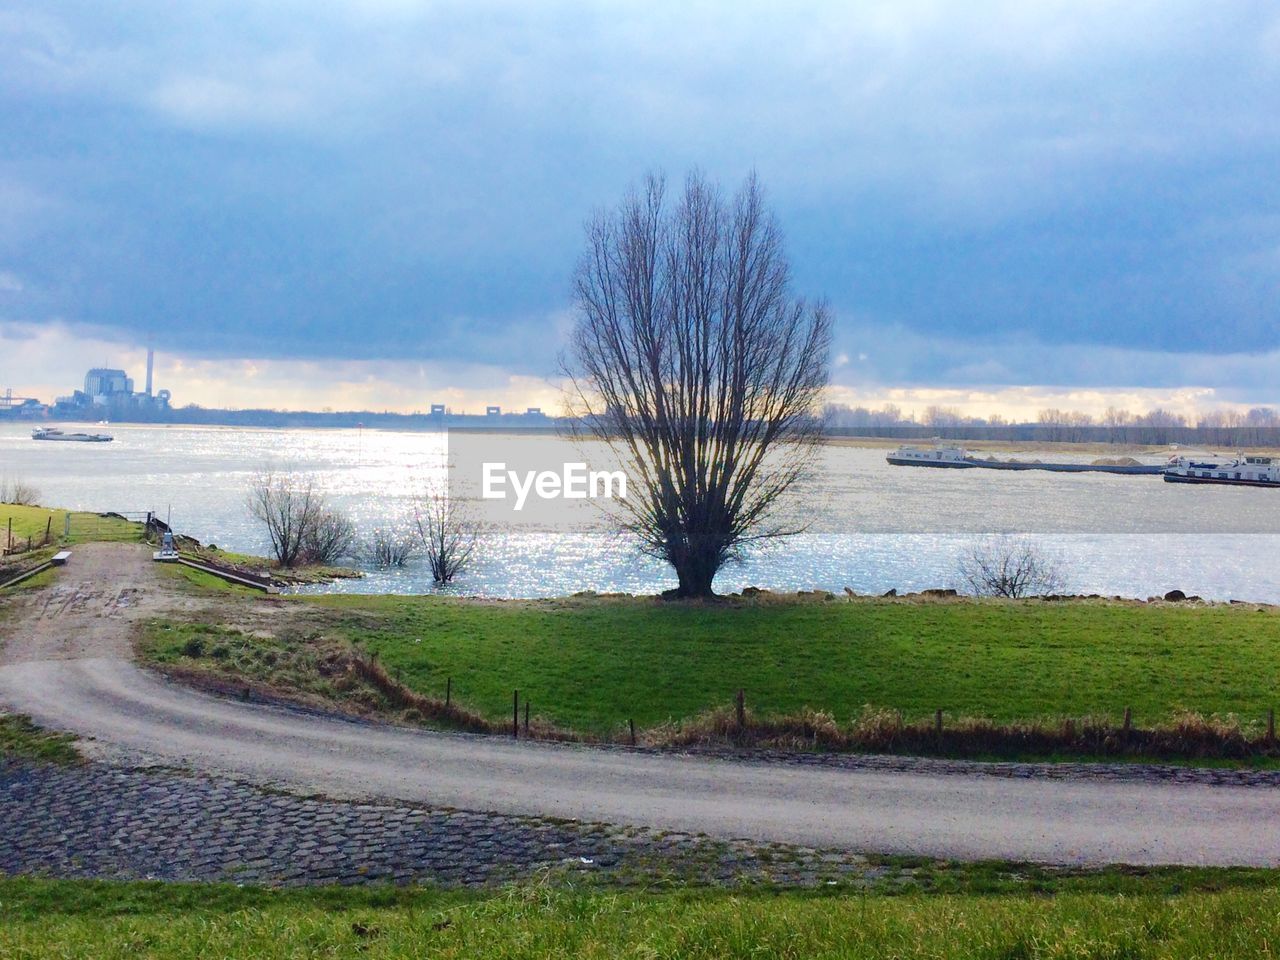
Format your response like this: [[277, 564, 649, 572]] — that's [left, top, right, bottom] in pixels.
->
[[145, 349, 154, 397]]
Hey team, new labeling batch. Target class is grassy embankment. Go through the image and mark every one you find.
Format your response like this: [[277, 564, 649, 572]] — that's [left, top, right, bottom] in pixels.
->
[[5, 873, 1280, 958], [142, 592, 1280, 759], [188, 544, 362, 585], [0, 503, 142, 547]]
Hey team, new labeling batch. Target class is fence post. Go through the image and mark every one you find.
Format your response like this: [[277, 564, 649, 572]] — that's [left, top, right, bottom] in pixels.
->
[[1123, 707, 1132, 736], [5, 517, 10, 550], [629, 718, 636, 747], [64, 513, 71, 538], [44, 517, 52, 546], [524, 700, 530, 735], [735, 689, 746, 729], [513, 690, 519, 739], [445, 677, 452, 708], [935, 709, 944, 747]]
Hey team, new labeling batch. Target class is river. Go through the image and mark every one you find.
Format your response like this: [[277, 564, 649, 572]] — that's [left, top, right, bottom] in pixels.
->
[[2, 422, 1277, 602]]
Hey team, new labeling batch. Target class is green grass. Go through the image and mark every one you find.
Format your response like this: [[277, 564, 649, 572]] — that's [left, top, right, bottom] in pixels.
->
[[0, 714, 81, 764], [5, 875, 1280, 958], [187, 544, 362, 584], [155, 562, 254, 595], [141, 621, 410, 717], [278, 594, 1280, 734], [0, 503, 143, 546], [0, 566, 56, 591]]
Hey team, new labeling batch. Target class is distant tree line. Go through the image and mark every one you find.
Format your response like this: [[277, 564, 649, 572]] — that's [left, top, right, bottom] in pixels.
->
[[823, 402, 1280, 447], [16, 394, 1276, 448]]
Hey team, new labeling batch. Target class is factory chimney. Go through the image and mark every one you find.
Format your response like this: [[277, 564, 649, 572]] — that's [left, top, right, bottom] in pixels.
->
[[145, 349, 154, 397]]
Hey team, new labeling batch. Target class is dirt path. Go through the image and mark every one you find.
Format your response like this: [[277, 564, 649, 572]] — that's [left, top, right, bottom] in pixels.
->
[[0, 543, 170, 663], [3, 544, 1280, 868]]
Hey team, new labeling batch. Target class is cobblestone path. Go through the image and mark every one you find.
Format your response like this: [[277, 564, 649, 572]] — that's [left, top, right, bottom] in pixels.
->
[[0, 760, 885, 888]]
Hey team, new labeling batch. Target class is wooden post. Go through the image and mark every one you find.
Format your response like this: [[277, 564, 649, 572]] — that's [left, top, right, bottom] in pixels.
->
[[1123, 707, 1132, 735], [445, 677, 452, 708], [524, 700, 530, 735], [513, 690, 519, 739], [735, 689, 746, 729], [5, 517, 10, 550], [64, 513, 71, 538], [629, 718, 636, 746], [934, 709, 943, 742], [44, 517, 52, 546]]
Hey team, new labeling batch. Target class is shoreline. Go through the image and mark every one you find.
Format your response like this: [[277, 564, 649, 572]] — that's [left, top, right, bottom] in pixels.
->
[[5, 420, 1280, 457]]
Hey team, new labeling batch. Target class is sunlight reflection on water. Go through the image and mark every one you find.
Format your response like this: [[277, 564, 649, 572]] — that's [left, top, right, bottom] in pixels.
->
[[3, 423, 1277, 602]]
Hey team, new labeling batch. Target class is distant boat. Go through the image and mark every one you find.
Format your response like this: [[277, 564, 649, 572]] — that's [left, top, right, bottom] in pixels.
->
[[886, 443, 975, 468], [887, 442, 1163, 474], [1164, 454, 1279, 488], [31, 427, 113, 443]]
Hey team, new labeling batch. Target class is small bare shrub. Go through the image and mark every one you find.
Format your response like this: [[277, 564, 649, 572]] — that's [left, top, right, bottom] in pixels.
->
[[0, 477, 40, 506], [301, 509, 357, 565], [362, 528, 419, 568], [958, 535, 1066, 598], [414, 489, 479, 584]]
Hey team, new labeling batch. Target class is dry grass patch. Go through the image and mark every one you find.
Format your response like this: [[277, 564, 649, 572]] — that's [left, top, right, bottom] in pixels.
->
[[648, 702, 1279, 761]]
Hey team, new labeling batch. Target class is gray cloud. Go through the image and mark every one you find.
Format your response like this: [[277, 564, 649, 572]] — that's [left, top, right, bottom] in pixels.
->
[[0, 1, 1277, 389]]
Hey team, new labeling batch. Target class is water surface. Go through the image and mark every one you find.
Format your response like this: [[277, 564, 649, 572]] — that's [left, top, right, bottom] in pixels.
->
[[2, 423, 1276, 602]]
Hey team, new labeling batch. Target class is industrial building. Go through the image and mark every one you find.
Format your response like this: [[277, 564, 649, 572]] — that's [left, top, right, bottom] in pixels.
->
[[53, 350, 171, 415], [82, 368, 133, 400]]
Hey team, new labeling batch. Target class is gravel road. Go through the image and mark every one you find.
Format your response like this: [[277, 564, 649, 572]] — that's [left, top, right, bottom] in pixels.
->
[[2, 544, 1278, 868]]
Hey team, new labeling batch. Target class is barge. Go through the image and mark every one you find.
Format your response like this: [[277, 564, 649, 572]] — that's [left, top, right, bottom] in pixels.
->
[[886, 444, 1163, 475], [885, 444, 975, 468], [31, 427, 114, 443], [1163, 455, 1278, 488]]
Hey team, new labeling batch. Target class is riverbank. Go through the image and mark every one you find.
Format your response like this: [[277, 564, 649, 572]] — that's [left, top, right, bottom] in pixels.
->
[[139, 578, 1280, 763], [0, 502, 359, 588]]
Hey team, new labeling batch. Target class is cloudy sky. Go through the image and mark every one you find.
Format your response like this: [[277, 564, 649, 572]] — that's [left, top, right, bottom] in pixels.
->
[[1, 1, 1277, 416]]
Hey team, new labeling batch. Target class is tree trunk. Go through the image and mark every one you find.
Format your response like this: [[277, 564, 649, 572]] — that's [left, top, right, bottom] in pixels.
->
[[670, 542, 720, 598]]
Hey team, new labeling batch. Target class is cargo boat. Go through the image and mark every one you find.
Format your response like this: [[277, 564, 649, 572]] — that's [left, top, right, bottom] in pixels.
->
[[886, 444, 1163, 474], [31, 427, 114, 443], [1163, 455, 1278, 487], [885, 444, 975, 468]]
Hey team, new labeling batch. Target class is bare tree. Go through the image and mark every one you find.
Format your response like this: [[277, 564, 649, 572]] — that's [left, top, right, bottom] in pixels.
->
[[301, 509, 357, 565], [566, 171, 832, 597], [414, 490, 478, 584], [246, 469, 352, 568], [958, 536, 1067, 599], [362, 526, 419, 568], [0, 477, 40, 506]]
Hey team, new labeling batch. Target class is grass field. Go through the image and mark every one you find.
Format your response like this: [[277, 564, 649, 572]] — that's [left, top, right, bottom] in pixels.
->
[[0, 503, 143, 548], [4, 875, 1280, 959], [145, 593, 1280, 739]]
